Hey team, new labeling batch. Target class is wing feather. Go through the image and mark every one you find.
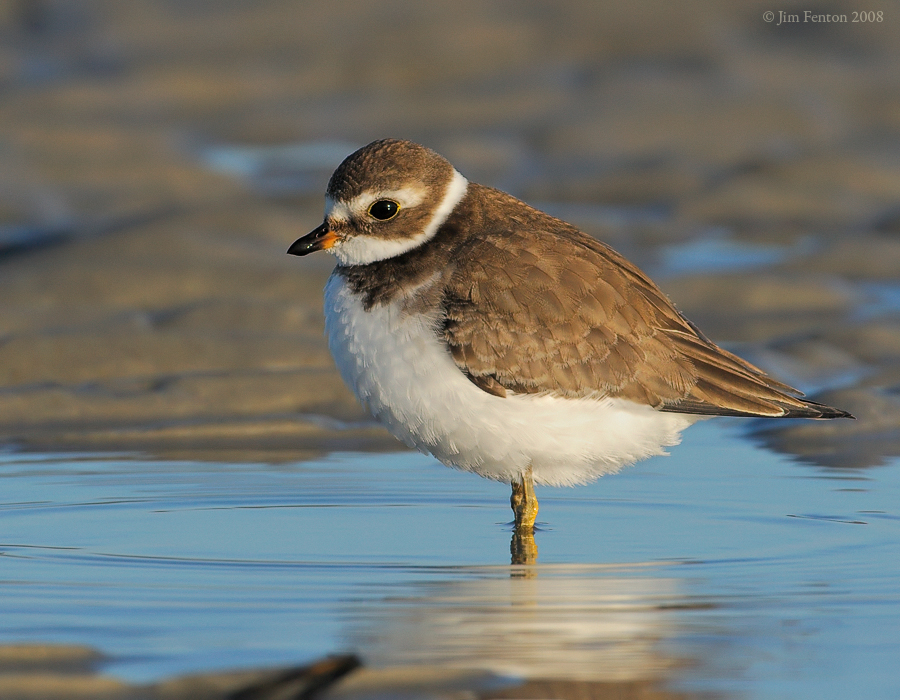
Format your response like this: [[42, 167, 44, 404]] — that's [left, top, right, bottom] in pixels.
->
[[440, 190, 849, 419]]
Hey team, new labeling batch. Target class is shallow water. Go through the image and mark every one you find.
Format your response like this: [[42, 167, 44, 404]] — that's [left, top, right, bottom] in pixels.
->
[[2, 421, 898, 699]]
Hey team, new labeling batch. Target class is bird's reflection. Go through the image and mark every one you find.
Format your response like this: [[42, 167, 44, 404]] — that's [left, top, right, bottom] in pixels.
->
[[510, 527, 538, 566], [344, 563, 685, 684]]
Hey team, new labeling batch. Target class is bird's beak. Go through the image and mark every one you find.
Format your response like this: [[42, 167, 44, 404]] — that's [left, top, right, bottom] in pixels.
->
[[287, 222, 338, 256]]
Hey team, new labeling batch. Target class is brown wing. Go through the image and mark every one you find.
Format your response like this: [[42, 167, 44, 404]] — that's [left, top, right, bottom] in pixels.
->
[[441, 212, 849, 419]]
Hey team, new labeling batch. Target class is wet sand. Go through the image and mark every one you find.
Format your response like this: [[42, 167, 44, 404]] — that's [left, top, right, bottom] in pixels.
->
[[1, 0, 899, 697], [2, 1, 898, 466], [0, 642, 693, 699]]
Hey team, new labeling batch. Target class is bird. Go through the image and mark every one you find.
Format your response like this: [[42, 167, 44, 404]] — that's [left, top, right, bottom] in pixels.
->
[[287, 138, 853, 540]]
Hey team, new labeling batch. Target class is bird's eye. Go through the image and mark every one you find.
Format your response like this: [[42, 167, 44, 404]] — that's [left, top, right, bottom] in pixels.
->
[[367, 200, 400, 221]]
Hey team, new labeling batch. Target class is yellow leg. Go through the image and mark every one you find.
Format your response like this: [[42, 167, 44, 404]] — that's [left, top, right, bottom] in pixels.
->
[[510, 465, 538, 531], [510, 466, 538, 566]]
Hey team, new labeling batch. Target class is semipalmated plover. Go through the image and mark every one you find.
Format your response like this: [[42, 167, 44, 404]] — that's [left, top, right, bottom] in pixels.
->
[[288, 139, 852, 535]]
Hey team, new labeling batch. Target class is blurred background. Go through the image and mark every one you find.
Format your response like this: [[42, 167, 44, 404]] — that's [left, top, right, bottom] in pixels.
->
[[1, 0, 898, 467], [2, 2, 900, 698]]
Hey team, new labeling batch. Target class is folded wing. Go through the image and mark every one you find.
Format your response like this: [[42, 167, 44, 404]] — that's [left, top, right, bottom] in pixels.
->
[[441, 213, 850, 420]]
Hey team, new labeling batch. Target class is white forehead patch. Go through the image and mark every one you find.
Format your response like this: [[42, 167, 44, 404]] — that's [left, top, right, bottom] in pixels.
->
[[324, 196, 351, 224], [329, 168, 469, 266]]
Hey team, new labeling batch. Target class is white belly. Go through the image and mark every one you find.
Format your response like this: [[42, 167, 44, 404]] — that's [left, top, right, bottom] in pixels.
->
[[323, 274, 698, 486]]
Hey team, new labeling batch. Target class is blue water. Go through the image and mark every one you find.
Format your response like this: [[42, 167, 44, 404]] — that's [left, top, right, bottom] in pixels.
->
[[1, 421, 898, 699]]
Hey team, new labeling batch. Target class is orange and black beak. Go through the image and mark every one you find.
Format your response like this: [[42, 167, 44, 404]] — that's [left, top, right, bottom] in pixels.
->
[[287, 222, 337, 256]]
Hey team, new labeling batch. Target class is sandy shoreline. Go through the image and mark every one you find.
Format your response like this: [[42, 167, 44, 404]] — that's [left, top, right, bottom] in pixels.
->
[[3, 1, 898, 469]]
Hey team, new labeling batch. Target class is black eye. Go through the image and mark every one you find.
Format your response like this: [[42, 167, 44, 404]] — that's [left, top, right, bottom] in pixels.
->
[[367, 200, 400, 221]]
